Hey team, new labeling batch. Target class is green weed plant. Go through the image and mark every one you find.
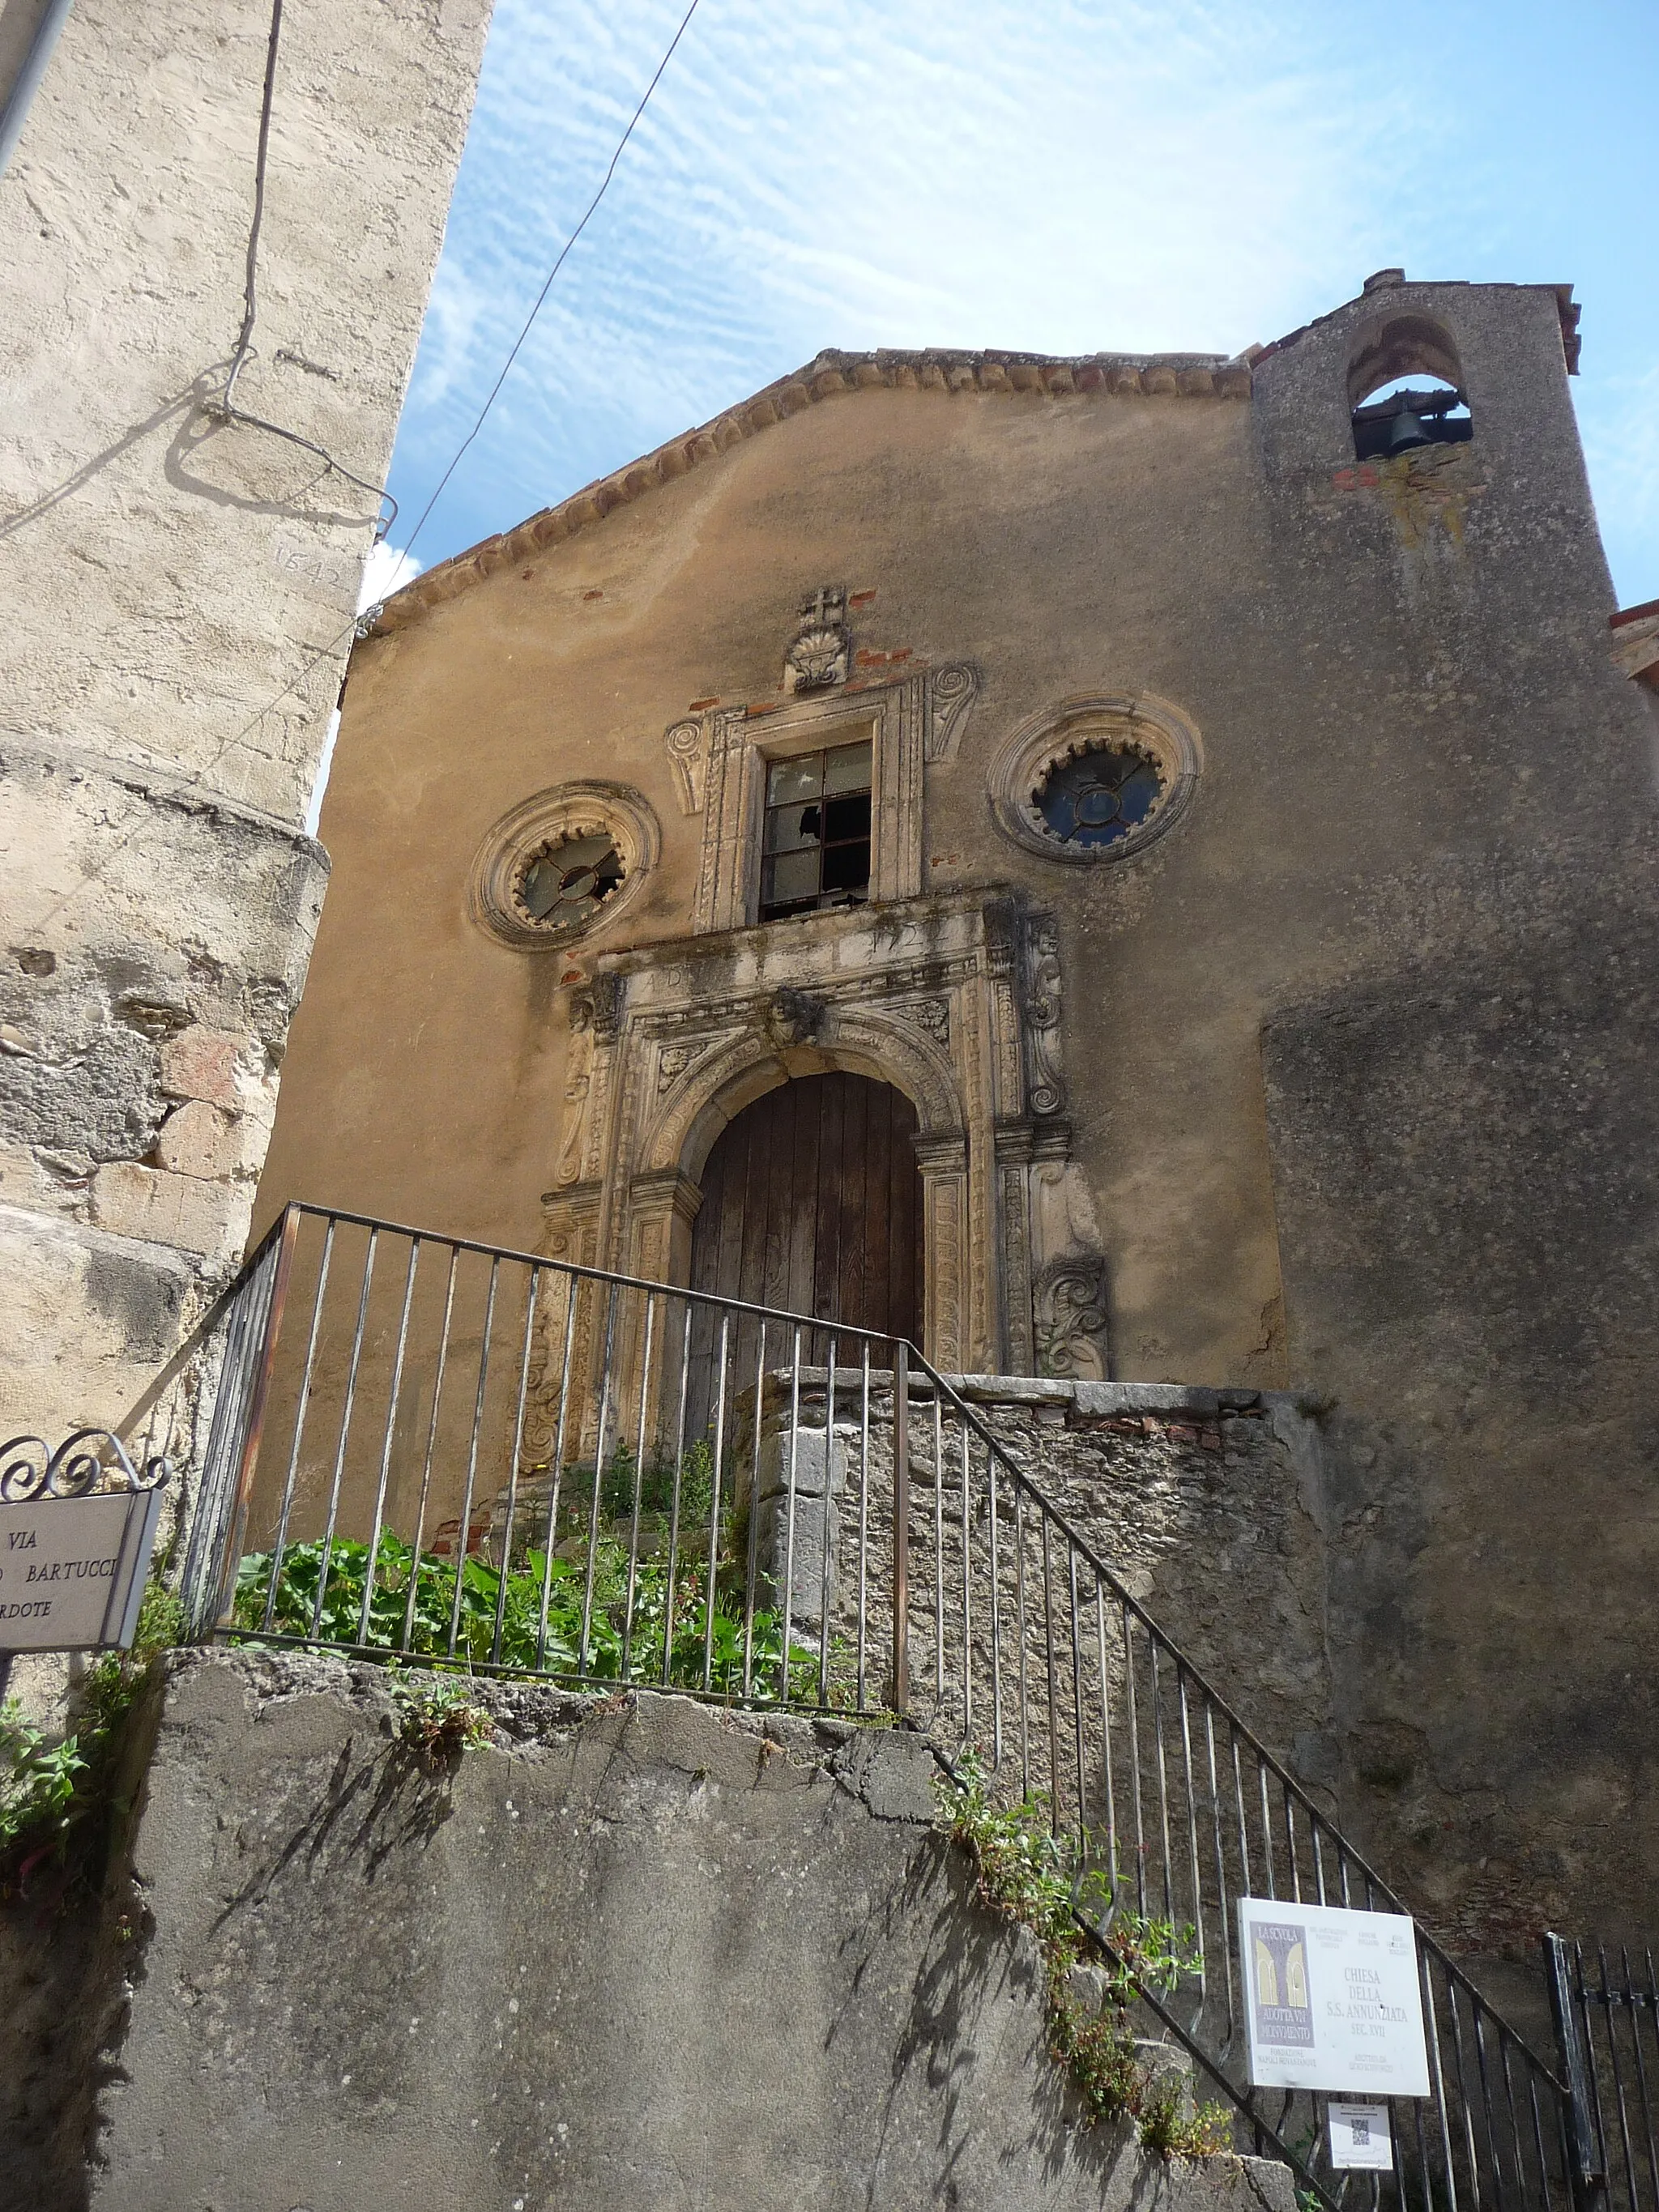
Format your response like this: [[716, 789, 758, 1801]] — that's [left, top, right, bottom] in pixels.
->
[[1, 1579, 184, 1881], [232, 1526, 834, 1706], [936, 1752, 1235, 2158]]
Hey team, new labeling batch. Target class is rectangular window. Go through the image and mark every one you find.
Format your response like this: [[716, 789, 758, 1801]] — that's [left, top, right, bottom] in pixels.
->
[[758, 738, 873, 921]]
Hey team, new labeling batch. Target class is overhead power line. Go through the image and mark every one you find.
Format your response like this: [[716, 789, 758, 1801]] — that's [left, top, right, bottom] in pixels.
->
[[389, 0, 705, 586]]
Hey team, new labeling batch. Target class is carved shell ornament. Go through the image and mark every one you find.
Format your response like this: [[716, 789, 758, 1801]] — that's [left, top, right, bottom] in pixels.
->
[[988, 694, 1201, 867], [784, 584, 851, 694], [469, 781, 661, 950]]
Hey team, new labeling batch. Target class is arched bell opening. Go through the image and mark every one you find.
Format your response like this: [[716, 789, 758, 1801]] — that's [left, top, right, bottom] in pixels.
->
[[1348, 311, 1471, 461]]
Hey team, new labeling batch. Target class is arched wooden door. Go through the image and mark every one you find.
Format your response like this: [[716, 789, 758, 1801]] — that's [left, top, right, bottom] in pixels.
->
[[689, 1072, 923, 1343]]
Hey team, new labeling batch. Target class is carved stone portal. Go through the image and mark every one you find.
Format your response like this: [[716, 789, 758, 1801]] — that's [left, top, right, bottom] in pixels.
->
[[541, 888, 1109, 1379]]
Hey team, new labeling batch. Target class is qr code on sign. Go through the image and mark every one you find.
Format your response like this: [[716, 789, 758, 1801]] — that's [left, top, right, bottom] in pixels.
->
[[1350, 2119, 1371, 2146]]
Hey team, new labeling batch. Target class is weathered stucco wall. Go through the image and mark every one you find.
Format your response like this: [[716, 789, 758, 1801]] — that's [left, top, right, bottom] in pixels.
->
[[252, 274, 1657, 1942], [2, 1649, 1298, 2212], [0, 0, 492, 1438]]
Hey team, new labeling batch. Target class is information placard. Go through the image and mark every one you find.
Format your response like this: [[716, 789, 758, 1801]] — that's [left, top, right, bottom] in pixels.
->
[[0, 1490, 164, 1652], [1328, 2102, 1395, 2170], [1238, 1896, 1431, 2095]]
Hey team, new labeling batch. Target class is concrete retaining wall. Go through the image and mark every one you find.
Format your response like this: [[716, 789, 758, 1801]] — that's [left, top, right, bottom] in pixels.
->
[[3, 1650, 1296, 2212]]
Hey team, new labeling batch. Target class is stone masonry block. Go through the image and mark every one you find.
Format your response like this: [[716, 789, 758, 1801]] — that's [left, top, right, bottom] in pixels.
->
[[158, 1026, 247, 1110], [90, 1161, 243, 1259], [754, 1423, 848, 1503], [154, 1100, 241, 1182]]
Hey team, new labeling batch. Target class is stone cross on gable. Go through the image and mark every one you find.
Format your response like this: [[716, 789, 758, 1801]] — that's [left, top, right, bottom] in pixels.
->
[[799, 585, 846, 627]]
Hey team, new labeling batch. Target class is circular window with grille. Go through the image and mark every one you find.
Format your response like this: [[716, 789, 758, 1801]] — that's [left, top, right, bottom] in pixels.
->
[[514, 831, 626, 937], [989, 696, 1200, 866], [469, 782, 659, 949]]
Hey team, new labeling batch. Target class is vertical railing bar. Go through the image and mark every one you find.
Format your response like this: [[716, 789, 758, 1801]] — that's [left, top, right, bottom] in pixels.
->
[[1095, 1573, 1117, 1896], [1579, 1941, 1614, 2202], [818, 1337, 838, 1708], [1123, 1603, 1147, 1916], [1148, 1634, 1175, 1920], [1421, 1956, 1465, 2212], [578, 1280, 620, 1679], [741, 1320, 768, 1700], [855, 1340, 870, 1713], [932, 1386, 945, 1704], [263, 1215, 336, 1631], [703, 1312, 731, 1694], [1601, 1947, 1641, 2212], [1175, 1668, 1205, 1988], [892, 1342, 910, 1720], [620, 1291, 656, 1682], [1469, 1997, 1512, 2208], [1492, 2026, 1532, 2212], [357, 1235, 421, 1648], [1311, 1812, 1329, 1907], [312, 1225, 378, 1641], [446, 1254, 500, 1664], [661, 1296, 694, 1688], [1632, 1946, 1659, 2212], [1067, 1541, 1086, 1848], [1204, 1701, 1235, 2042], [1014, 1484, 1030, 1799], [534, 1273, 581, 1673], [1527, 2075, 1559, 2212], [1230, 1728, 1254, 1911], [1040, 1511, 1060, 1834], [185, 1238, 267, 1634], [210, 1213, 301, 1630], [1286, 1792, 1303, 1904], [959, 1412, 973, 1745], [987, 1437, 1004, 1770], [777, 1323, 803, 1704], [403, 1242, 460, 1656], [488, 1261, 541, 1668], [1258, 1755, 1278, 1897], [1444, 1975, 1488, 2212]]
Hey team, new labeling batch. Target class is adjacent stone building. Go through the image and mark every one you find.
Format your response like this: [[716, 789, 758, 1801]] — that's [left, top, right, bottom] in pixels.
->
[[0, 0, 493, 1438], [255, 271, 1659, 1939]]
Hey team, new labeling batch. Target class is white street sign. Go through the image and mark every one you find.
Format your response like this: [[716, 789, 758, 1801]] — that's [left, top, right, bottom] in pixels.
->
[[0, 1490, 164, 1652], [1328, 2102, 1395, 2170], [1238, 1896, 1431, 2096]]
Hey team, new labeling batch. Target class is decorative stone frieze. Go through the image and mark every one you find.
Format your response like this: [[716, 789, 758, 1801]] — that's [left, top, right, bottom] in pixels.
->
[[539, 889, 1111, 1379]]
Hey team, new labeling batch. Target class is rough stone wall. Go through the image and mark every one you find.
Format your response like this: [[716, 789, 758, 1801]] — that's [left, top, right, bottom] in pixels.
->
[[943, 1382, 1333, 1792], [0, 0, 493, 1440], [2, 1647, 1299, 2212]]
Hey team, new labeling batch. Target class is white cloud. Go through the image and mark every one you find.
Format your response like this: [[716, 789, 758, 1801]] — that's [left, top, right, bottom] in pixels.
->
[[378, 0, 1658, 604], [357, 540, 423, 613]]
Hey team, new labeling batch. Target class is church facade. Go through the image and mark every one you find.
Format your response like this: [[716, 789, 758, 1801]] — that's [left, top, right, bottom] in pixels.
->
[[257, 271, 1659, 1933]]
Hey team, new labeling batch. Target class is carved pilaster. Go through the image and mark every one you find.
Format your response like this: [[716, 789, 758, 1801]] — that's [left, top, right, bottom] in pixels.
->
[[693, 708, 754, 933], [994, 1121, 1038, 1376], [914, 1132, 968, 1372], [1020, 910, 1065, 1119]]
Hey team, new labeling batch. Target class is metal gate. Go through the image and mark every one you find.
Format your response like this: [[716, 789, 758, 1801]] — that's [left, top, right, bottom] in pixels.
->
[[1547, 1936, 1659, 2212]]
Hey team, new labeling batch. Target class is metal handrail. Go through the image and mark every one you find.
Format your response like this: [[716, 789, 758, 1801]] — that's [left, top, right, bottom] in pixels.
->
[[123, 1197, 1572, 2212]]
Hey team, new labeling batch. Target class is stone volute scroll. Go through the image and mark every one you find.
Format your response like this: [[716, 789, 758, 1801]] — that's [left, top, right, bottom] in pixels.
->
[[664, 718, 706, 815], [924, 661, 982, 762]]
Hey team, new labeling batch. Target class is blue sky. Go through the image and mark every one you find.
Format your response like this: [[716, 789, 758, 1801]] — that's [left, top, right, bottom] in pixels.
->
[[369, 0, 1658, 608]]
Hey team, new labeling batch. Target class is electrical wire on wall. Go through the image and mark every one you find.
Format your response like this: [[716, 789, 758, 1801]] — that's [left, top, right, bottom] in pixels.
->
[[209, 0, 399, 538]]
